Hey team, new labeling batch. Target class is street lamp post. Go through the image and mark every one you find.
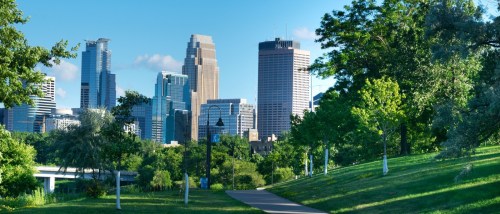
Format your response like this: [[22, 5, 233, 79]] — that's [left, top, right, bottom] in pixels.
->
[[206, 105, 224, 190]]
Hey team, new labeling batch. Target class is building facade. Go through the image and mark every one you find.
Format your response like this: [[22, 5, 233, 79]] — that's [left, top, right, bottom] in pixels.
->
[[80, 38, 116, 110], [131, 101, 153, 140], [257, 38, 310, 140], [152, 71, 191, 144], [45, 109, 80, 132], [182, 34, 219, 140], [6, 76, 56, 133], [198, 99, 256, 139]]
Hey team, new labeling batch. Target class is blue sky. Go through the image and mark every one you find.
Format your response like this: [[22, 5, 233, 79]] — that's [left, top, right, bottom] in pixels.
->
[[17, 0, 351, 108]]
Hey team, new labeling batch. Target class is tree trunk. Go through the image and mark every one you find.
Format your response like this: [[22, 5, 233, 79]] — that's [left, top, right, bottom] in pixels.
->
[[400, 123, 408, 155]]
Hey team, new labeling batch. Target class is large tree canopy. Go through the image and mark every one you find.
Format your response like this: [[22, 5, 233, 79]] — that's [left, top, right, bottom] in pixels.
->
[[0, 0, 78, 108]]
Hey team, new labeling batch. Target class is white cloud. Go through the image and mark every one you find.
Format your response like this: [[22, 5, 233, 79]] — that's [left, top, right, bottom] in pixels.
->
[[116, 86, 125, 98], [293, 27, 318, 41], [134, 54, 182, 72], [47, 59, 79, 81], [56, 87, 67, 98]]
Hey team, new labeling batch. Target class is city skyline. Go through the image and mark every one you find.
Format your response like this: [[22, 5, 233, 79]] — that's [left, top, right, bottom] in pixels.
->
[[16, 0, 345, 109]]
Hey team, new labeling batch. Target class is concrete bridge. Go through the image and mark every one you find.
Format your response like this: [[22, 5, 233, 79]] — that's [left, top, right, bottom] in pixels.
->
[[34, 166, 137, 193]]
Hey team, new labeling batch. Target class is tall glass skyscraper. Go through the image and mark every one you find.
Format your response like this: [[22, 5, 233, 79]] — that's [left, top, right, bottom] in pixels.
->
[[257, 38, 310, 140], [182, 34, 219, 140], [80, 38, 116, 110], [152, 71, 191, 144], [6, 76, 56, 133], [198, 99, 256, 138]]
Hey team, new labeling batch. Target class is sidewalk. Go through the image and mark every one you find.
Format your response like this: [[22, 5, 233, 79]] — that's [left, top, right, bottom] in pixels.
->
[[226, 190, 327, 214]]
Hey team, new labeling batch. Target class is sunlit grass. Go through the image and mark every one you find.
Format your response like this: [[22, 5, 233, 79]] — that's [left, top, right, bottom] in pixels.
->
[[12, 190, 263, 214], [269, 145, 500, 213]]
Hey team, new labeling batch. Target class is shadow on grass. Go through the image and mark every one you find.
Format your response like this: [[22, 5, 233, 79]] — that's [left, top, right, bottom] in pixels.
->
[[270, 146, 500, 214], [339, 180, 500, 213], [12, 190, 263, 214]]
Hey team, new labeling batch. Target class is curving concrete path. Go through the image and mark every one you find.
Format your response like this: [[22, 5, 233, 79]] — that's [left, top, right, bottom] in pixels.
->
[[226, 190, 327, 214]]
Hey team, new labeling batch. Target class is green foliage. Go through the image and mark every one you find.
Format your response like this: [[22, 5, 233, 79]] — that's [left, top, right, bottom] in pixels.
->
[[150, 170, 172, 191], [137, 164, 155, 190], [274, 167, 294, 183], [111, 90, 150, 124], [0, 187, 56, 210], [53, 109, 113, 179], [80, 179, 106, 198], [11, 132, 57, 165], [352, 77, 404, 143], [0, 0, 78, 108], [426, 0, 500, 158], [210, 183, 224, 191], [0, 126, 39, 197]]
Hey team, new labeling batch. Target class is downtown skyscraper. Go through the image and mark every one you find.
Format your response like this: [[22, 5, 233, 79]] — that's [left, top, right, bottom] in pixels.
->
[[257, 38, 310, 140], [5, 76, 56, 133], [80, 38, 116, 110], [151, 71, 191, 144], [182, 34, 219, 140]]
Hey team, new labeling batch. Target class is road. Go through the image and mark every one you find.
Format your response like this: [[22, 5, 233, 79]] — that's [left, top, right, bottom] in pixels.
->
[[226, 190, 327, 214]]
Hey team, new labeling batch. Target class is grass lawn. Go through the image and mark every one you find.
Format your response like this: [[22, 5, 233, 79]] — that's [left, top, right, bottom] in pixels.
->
[[12, 190, 263, 214], [269, 145, 500, 214]]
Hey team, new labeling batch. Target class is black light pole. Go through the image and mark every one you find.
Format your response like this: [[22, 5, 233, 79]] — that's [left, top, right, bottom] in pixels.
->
[[206, 105, 224, 189]]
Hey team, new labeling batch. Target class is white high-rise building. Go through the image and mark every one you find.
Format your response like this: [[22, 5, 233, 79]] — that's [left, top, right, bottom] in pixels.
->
[[6, 76, 56, 133], [257, 38, 310, 140]]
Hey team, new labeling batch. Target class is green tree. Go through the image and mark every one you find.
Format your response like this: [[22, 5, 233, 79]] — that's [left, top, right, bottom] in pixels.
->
[[352, 77, 405, 175], [103, 90, 149, 209], [427, 0, 500, 158], [54, 108, 113, 180], [311, 0, 480, 156], [0, 0, 78, 108], [150, 170, 173, 191], [0, 126, 39, 197]]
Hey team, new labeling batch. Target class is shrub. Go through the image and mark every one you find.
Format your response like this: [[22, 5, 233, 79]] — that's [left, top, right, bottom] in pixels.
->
[[0, 187, 56, 210], [150, 170, 172, 191], [0, 126, 39, 197], [211, 183, 224, 191], [274, 167, 294, 183], [82, 180, 107, 198]]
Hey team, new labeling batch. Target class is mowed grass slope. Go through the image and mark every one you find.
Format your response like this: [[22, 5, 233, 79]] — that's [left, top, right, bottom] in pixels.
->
[[13, 190, 263, 214], [269, 145, 500, 213]]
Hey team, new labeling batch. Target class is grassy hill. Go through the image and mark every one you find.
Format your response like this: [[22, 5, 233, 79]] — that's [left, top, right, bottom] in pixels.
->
[[268, 145, 500, 213]]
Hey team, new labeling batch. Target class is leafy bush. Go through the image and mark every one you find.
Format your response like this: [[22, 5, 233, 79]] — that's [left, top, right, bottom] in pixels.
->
[[274, 167, 294, 183], [0, 126, 39, 197], [211, 183, 224, 191], [0, 187, 56, 210], [77, 179, 106, 198], [150, 170, 172, 191]]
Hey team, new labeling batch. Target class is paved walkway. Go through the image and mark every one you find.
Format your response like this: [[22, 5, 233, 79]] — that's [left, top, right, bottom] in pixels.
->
[[226, 190, 327, 214]]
